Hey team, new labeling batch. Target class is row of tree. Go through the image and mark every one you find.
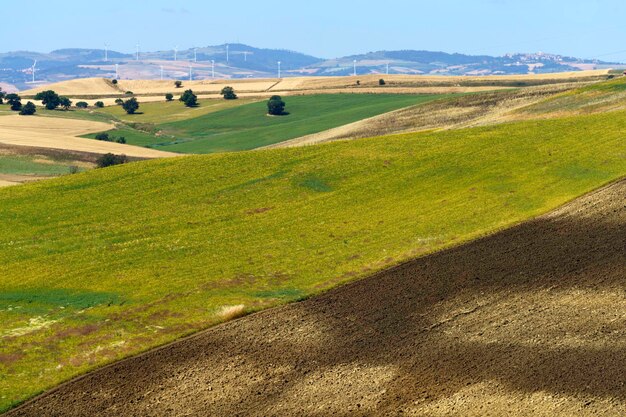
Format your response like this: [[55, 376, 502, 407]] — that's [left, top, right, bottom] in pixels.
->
[[0, 90, 36, 115]]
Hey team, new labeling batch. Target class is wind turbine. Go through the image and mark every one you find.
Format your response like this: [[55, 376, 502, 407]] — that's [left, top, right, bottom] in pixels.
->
[[115, 63, 119, 79], [277, 61, 281, 79], [226, 44, 229, 63], [189, 65, 193, 81], [211, 60, 215, 78], [136, 42, 140, 61], [104, 43, 109, 62], [353, 60, 357, 76], [386, 62, 389, 75], [31, 60, 37, 83], [174, 45, 178, 61], [243, 51, 248, 62], [160, 65, 164, 80]]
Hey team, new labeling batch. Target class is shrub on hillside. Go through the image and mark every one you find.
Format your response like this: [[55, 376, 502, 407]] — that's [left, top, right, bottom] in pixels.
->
[[125, 91, 134, 95], [115, 98, 124, 105], [6, 94, 21, 111], [174, 81, 182, 88], [267, 95, 286, 116], [96, 153, 128, 168], [122, 97, 139, 114], [221, 86, 237, 100], [179, 89, 198, 107], [19, 101, 36, 115], [60, 97, 72, 110], [116, 137, 126, 144], [76, 101, 88, 109], [95, 133, 110, 141], [165, 93, 174, 101], [94, 101, 104, 108], [379, 78, 386, 86], [111, 79, 118, 84], [34, 90, 61, 110]]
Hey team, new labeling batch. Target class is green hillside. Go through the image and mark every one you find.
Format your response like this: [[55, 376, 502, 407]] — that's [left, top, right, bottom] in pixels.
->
[[1, 110, 625, 411], [91, 94, 447, 153]]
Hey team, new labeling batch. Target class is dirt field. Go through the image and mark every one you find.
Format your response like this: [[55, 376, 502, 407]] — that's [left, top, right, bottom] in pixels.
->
[[0, 115, 177, 158], [9, 179, 625, 416]]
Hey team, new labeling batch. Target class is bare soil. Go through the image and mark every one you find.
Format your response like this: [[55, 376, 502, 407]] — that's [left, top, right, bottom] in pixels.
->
[[8, 180, 626, 416]]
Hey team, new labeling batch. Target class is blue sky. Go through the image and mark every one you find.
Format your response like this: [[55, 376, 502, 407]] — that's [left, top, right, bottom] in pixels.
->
[[4, 0, 626, 61]]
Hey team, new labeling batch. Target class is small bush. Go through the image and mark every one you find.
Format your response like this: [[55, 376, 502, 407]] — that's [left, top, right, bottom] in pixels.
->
[[94, 101, 104, 108], [122, 97, 140, 115], [76, 101, 88, 109], [115, 98, 124, 105], [379, 78, 386, 86], [221, 86, 237, 100], [96, 153, 128, 168], [111, 79, 118, 84], [125, 91, 134, 95], [165, 93, 174, 101], [19, 101, 36, 115], [174, 81, 182, 88], [116, 137, 126, 144], [179, 89, 198, 107], [95, 133, 110, 141], [356, 80, 361, 86], [267, 95, 286, 116]]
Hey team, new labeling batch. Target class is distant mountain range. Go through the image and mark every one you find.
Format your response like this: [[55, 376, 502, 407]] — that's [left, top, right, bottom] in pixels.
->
[[0, 43, 620, 91]]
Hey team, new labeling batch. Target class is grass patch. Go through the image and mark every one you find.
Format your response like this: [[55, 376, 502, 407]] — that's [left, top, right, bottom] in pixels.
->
[[156, 94, 448, 153], [0, 110, 625, 411], [0, 155, 79, 176]]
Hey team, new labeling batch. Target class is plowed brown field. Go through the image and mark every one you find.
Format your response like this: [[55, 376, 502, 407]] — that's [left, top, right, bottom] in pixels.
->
[[8, 179, 626, 417]]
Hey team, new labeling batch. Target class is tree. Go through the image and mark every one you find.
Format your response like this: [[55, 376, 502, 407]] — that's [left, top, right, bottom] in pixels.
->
[[34, 90, 61, 110], [6, 94, 21, 111], [94, 101, 104, 108], [179, 89, 198, 107], [19, 101, 36, 115], [59, 97, 72, 110], [111, 79, 118, 85], [95, 133, 111, 141], [116, 137, 126, 144], [96, 153, 128, 168], [76, 101, 89, 109], [122, 97, 139, 114], [267, 95, 286, 116], [174, 80, 183, 88], [165, 93, 174, 101], [221, 86, 237, 100], [115, 98, 124, 105], [379, 78, 386, 86]]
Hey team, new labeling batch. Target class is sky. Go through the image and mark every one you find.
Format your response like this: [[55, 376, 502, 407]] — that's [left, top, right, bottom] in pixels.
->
[[3, 0, 626, 61]]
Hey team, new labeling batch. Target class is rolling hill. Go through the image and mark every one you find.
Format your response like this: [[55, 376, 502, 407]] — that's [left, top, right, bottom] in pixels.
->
[[0, 101, 625, 412], [1, 43, 620, 91]]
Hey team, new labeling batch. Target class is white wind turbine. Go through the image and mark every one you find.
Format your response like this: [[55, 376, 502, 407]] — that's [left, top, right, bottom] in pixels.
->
[[160, 65, 164, 80], [31, 60, 37, 83], [174, 45, 178, 61], [104, 43, 109, 62]]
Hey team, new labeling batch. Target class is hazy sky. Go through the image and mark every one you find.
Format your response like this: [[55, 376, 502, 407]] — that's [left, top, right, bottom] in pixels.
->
[[4, 0, 626, 61]]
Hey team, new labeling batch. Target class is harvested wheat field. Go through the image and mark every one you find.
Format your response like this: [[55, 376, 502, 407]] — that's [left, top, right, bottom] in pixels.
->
[[10, 179, 626, 417], [20, 78, 121, 97], [0, 115, 177, 158]]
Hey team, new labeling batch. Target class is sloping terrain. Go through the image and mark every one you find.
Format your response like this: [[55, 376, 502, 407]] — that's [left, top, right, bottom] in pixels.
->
[[0, 108, 625, 412], [9, 178, 625, 417], [0, 115, 177, 158]]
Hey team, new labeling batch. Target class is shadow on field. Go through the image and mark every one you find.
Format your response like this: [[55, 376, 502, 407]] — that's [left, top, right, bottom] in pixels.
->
[[10, 180, 626, 416]]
